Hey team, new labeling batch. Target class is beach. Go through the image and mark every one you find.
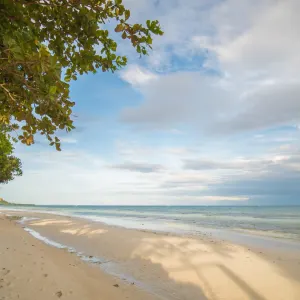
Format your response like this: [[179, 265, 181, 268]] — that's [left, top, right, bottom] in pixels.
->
[[0, 214, 159, 300], [1, 209, 300, 300]]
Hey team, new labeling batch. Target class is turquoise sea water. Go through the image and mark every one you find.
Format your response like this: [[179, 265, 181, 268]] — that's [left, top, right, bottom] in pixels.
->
[[3, 205, 300, 242]]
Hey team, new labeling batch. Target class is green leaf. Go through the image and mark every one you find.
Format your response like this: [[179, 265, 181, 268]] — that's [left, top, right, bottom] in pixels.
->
[[125, 10, 130, 21], [0, 0, 163, 159], [115, 24, 124, 32], [49, 86, 57, 95], [64, 75, 71, 82]]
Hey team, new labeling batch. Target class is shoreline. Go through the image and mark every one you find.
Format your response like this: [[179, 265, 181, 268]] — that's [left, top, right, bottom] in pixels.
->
[[0, 214, 160, 300], [1, 209, 300, 299], [2, 207, 300, 253]]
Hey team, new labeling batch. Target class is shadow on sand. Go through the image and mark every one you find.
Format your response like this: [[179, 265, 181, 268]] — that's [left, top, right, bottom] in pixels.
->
[[21, 215, 300, 300]]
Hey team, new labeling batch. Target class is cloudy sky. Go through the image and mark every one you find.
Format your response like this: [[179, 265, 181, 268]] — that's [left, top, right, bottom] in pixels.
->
[[2, 0, 300, 205]]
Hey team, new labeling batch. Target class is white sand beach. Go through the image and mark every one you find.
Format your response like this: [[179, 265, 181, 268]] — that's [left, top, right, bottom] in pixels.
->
[[1, 210, 300, 300]]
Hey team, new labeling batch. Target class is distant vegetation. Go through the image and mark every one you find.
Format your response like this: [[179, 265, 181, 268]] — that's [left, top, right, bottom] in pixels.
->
[[0, 197, 10, 205], [0, 198, 34, 206]]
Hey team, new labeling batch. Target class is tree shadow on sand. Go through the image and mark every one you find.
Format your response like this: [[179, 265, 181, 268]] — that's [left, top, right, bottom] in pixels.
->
[[25, 215, 299, 300]]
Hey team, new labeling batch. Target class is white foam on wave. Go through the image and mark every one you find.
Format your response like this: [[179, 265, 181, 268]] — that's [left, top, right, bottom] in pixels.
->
[[0, 206, 74, 218], [21, 226, 161, 297], [22, 227, 120, 265], [1, 207, 151, 233], [18, 217, 40, 224], [24, 227, 76, 252]]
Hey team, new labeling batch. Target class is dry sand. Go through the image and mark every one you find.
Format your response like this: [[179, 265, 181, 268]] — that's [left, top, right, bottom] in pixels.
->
[[0, 215, 159, 300], [1, 211, 300, 300]]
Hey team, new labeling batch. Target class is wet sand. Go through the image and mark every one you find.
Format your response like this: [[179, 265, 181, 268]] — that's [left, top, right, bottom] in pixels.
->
[[0, 215, 160, 300], [1, 210, 300, 300]]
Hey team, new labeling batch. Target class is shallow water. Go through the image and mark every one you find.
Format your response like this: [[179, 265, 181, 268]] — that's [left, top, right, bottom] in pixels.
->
[[3, 207, 299, 300], [3, 205, 300, 242]]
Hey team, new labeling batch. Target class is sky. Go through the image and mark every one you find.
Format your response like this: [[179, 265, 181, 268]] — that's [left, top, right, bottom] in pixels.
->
[[1, 0, 300, 205]]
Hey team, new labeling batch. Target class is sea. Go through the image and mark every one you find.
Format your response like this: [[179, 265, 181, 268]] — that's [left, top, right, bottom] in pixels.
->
[[2, 205, 300, 299], [2, 205, 300, 244]]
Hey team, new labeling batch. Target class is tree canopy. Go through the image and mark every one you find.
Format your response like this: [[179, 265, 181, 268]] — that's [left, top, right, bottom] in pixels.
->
[[0, 0, 163, 150], [0, 131, 22, 183]]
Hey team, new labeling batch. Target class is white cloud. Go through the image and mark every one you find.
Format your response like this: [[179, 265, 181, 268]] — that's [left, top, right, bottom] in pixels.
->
[[119, 64, 158, 87], [212, 82, 300, 134], [2, 136, 300, 205], [196, 196, 249, 201], [121, 72, 300, 135], [59, 137, 78, 144], [189, 0, 300, 91], [121, 72, 234, 130], [121, 0, 218, 72], [183, 158, 271, 171], [119, 0, 300, 135], [215, 1, 300, 76], [169, 129, 184, 135], [110, 161, 164, 173]]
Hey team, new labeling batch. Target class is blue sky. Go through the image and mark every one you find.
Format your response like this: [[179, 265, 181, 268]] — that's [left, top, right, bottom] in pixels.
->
[[2, 0, 300, 205]]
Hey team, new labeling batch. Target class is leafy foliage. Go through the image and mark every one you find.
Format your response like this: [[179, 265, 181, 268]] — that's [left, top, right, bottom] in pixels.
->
[[0, 131, 22, 183], [0, 0, 163, 150]]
